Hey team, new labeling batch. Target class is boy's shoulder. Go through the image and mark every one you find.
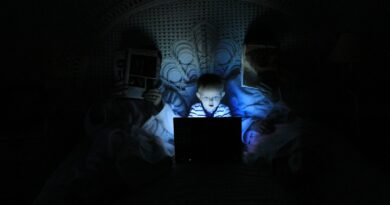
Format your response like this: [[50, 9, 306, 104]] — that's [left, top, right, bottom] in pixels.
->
[[218, 103, 230, 109], [190, 102, 202, 108]]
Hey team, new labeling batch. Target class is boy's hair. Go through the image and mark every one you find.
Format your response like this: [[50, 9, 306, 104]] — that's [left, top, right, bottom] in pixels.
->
[[197, 73, 224, 90]]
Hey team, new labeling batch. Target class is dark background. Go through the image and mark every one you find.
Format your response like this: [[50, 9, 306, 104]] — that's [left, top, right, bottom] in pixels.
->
[[3, 0, 389, 204]]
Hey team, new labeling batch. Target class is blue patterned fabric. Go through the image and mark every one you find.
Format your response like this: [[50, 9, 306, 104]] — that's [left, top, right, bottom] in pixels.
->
[[224, 70, 274, 139]]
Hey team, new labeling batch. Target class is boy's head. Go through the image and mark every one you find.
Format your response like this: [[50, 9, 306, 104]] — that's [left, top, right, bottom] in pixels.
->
[[196, 73, 225, 113]]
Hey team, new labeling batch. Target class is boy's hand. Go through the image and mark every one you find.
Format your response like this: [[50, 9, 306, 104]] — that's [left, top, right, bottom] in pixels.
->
[[143, 89, 163, 107]]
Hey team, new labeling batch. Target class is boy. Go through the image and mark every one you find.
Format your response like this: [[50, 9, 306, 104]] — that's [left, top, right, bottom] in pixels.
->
[[188, 73, 231, 118]]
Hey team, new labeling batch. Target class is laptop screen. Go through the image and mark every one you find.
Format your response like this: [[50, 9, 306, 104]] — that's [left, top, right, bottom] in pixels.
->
[[173, 117, 242, 164]]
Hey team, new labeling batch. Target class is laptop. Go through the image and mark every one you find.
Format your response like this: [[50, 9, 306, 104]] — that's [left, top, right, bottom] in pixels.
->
[[173, 117, 242, 164]]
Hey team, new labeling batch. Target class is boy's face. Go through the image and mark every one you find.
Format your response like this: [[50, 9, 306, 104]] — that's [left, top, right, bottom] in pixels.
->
[[196, 87, 225, 113]]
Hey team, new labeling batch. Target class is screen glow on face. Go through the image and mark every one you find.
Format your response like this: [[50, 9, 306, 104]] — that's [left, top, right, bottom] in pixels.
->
[[197, 87, 225, 113]]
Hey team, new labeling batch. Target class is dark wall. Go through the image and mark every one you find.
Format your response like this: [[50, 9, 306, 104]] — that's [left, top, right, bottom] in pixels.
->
[[4, 1, 94, 204]]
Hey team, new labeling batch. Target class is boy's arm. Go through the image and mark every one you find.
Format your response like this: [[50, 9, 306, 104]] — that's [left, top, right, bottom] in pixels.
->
[[187, 105, 196, 117], [224, 106, 232, 117], [188, 104, 203, 118], [219, 104, 231, 117]]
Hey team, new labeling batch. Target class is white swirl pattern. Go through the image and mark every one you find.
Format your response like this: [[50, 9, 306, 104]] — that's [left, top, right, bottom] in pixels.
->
[[109, 0, 272, 115], [159, 22, 242, 115]]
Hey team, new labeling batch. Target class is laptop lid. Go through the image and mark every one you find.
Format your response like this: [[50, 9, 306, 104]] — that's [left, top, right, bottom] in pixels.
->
[[174, 117, 242, 164]]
